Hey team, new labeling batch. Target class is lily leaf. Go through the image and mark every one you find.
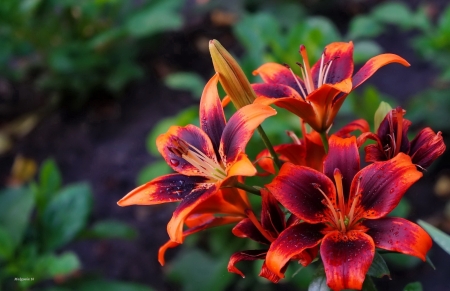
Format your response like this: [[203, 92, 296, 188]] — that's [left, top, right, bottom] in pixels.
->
[[308, 265, 330, 291], [404, 282, 423, 291], [34, 251, 81, 279], [374, 101, 393, 133], [367, 251, 390, 278], [137, 160, 172, 185], [164, 72, 205, 99], [41, 183, 93, 251], [81, 220, 137, 240], [418, 219, 450, 255], [0, 187, 34, 248]]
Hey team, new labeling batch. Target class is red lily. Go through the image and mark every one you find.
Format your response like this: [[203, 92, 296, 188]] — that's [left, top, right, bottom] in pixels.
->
[[117, 74, 276, 243], [252, 42, 409, 133], [358, 107, 446, 170], [227, 189, 317, 283], [265, 135, 432, 291], [257, 118, 369, 173], [159, 187, 250, 265]]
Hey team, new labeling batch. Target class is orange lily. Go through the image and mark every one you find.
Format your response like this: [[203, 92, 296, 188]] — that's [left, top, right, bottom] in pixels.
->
[[265, 135, 431, 291], [252, 42, 409, 133], [117, 74, 276, 243]]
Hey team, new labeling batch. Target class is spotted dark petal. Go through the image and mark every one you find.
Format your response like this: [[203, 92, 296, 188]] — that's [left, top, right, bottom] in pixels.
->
[[117, 174, 209, 206]]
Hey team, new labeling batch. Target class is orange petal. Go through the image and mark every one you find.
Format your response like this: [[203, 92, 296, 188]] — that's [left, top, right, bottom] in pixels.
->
[[199, 73, 226, 151], [117, 174, 208, 206], [220, 103, 276, 167], [227, 153, 257, 177], [321, 230, 375, 291], [253, 62, 306, 95], [363, 217, 432, 261], [352, 53, 410, 89]]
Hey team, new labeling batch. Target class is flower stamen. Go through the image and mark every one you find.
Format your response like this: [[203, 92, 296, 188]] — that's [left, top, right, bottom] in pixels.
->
[[169, 137, 227, 181]]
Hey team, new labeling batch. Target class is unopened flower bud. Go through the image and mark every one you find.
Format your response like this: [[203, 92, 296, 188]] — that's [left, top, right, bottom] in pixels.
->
[[209, 39, 256, 109]]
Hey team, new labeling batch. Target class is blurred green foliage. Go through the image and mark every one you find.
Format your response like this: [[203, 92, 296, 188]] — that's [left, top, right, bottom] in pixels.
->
[[0, 159, 143, 291], [0, 0, 183, 107]]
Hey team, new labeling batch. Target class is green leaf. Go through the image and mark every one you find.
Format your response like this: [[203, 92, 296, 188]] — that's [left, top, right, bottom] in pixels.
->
[[82, 220, 137, 240], [388, 198, 411, 218], [75, 280, 155, 291], [137, 160, 172, 185], [367, 251, 390, 278], [362, 275, 378, 291], [35, 252, 81, 278], [308, 265, 330, 291], [167, 248, 233, 291], [382, 252, 421, 269], [418, 220, 450, 255], [125, 1, 182, 38], [164, 72, 205, 98], [41, 183, 93, 251], [374, 101, 393, 132], [146, 106, 197, 156], [353, 41, 383, 64], [348, 16, 384, 39], [36, 158, 62, 212], [404, 282, 423, 291], [0, 187, 34, 247], [0, 225, 15, 259], [372, 2, 414, 29]]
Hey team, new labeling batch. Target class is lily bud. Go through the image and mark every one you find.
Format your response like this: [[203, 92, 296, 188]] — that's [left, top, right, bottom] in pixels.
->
[[209, 39, 256, 109]]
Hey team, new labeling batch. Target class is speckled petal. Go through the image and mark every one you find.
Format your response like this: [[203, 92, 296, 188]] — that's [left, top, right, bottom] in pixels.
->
[[321, 230, 375, 291]]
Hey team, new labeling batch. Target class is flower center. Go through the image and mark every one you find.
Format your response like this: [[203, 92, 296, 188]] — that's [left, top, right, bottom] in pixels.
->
[[285, 45, 336, 99], [313, 169, 363, 233], [168, 137, 227, 181], [384, 107, 405, 159]]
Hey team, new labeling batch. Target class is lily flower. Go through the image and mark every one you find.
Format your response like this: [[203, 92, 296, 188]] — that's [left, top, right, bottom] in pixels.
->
[[265, 135, 432, 291], [118, 74, 276, 243], [256, 118, 369, 173], [227, 189, 317, 283], [252, 42, 409, 133], [159, 187, 250, 265], [358, 107, 446, 170]]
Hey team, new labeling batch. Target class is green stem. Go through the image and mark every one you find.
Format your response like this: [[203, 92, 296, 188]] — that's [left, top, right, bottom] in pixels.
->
[[257, 125, 282, 170], [233, 182, 261, 196], [319, 131, 329, 154]]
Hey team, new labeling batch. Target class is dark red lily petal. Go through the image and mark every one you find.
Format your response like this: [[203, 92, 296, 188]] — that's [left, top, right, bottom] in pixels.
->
[[351, 153, 422, 219], [159, 215, 243, 265], [167, 184, 218, 243], [257, 143, 305, 174], [334, 119, 370, 138], [252, 83, 303, 99], [233, 218, 270, 245], [228, 250, 268, 278], [303, 131, 326, 172], [363, 217, 432, 261], [323, 136, 360, 199], [157, 125, 218, 176], [253, 62, 307, 95], [220, 103, 276, 167], [260, 261, 285, 283], [321, 230, 375, 291], [117, 174, 208, 206], [311, 42, 354, 86], [364, 144, 387, 163], [266, 163, 336, 223], [352, 54, 410, 90], [199, 73, 226, 153], [410, 128, 446, 169], [265, 223, 326, 278], [261, 189, 285, 236], [377, 109, 411, 155]]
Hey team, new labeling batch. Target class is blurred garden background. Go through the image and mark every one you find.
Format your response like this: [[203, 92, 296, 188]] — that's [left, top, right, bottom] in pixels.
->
[[1, 0, 450, 290]]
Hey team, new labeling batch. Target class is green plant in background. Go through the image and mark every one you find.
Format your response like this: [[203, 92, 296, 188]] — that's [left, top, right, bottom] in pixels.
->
[[0, 158, 153, 291], [0, 0, 183, 107]]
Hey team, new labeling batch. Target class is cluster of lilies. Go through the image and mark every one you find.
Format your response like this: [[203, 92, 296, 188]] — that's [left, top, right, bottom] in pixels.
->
[[118, 41, 446, 291]]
